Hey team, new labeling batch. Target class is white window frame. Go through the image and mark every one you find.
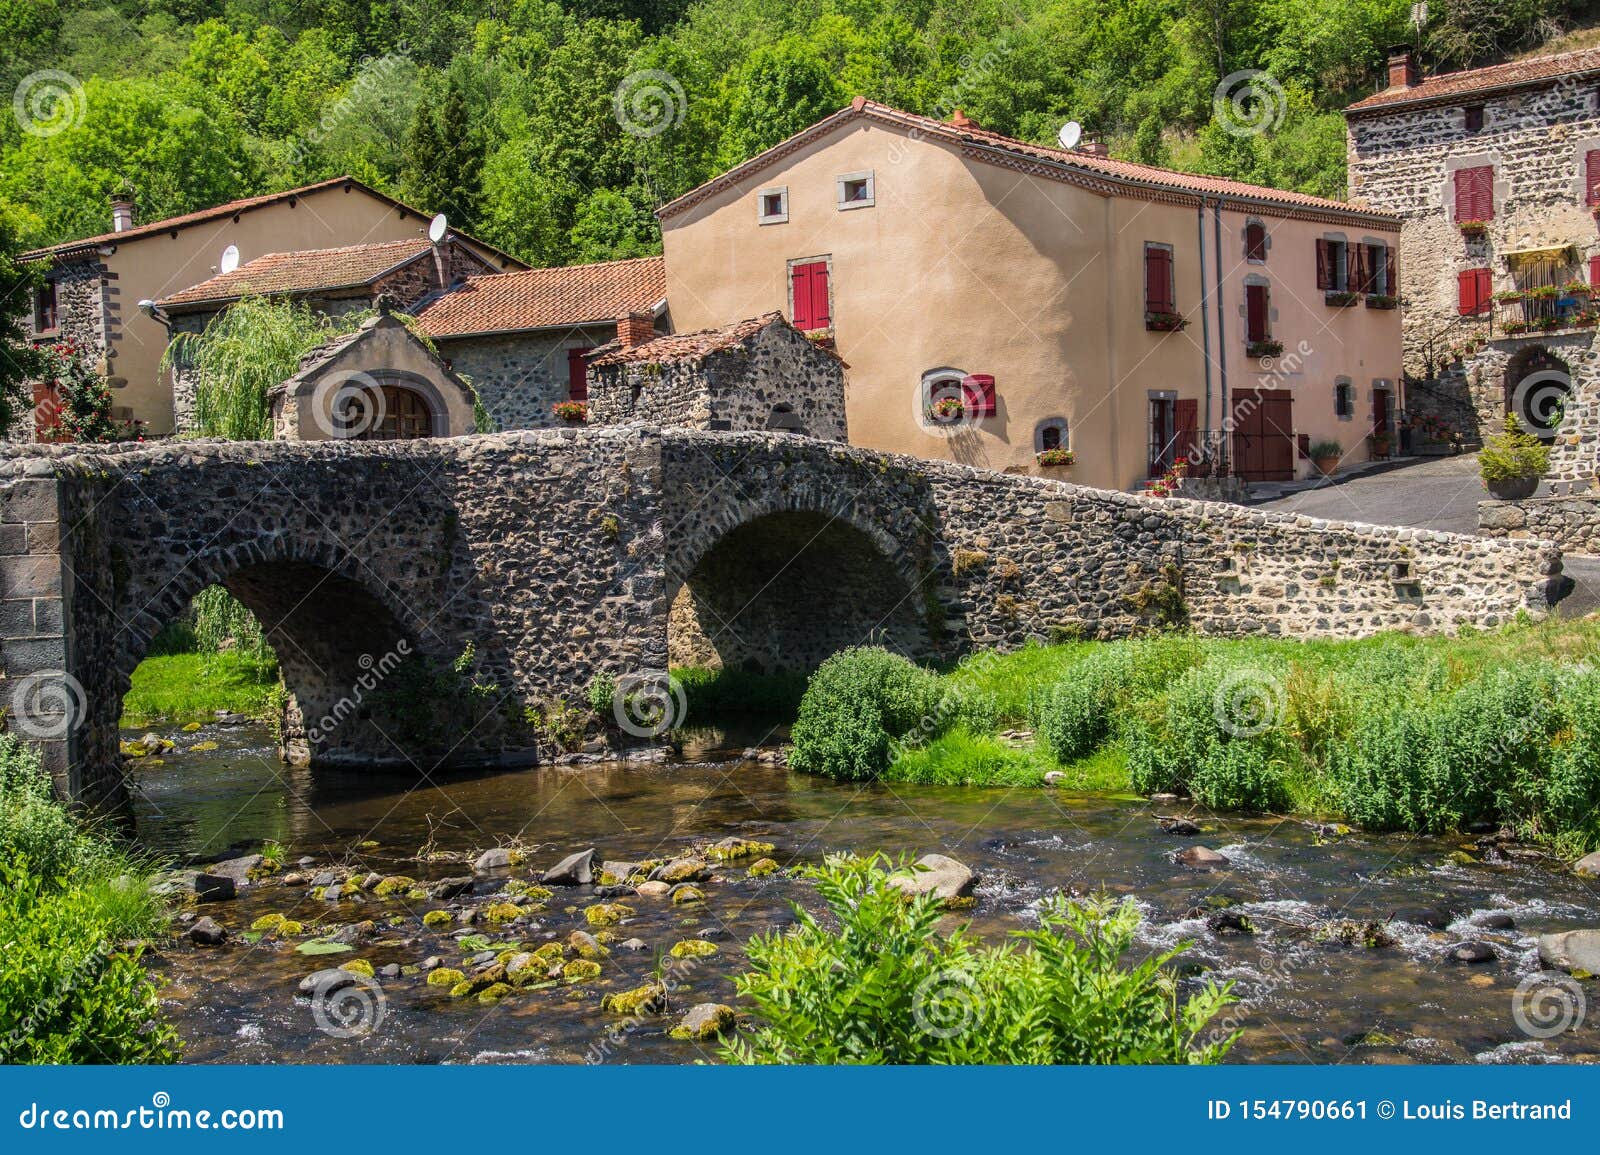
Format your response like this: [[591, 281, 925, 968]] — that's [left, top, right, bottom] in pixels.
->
[[836, 170, 875, 211], [757, 186, 789, 225]]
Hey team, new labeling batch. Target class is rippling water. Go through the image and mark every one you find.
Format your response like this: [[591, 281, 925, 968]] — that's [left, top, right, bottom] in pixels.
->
[[128, 722, 1600, 1065]]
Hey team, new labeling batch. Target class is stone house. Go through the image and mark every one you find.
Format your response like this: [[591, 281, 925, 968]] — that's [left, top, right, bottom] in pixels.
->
[[267, 306, 480, 441], [157, 235, 500, 431], [1345, 45, 1600, 480], [659, 99, 1402, 490], [412, 256, 667, 431], [18, 177, 520, 437], [587, 312, 848, 440]]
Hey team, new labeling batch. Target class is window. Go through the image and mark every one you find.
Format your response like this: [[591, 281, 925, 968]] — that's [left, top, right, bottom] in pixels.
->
[[1464, 105, 1485, 133], [790, 260, 831, 330], [1035, 418, 1069, 453], [1144, 243, 1175, 316], [1335, 379, 1354, 419], [1244, 221, 1267, 262], [566, 346, 592, 402], [1040, 426, 1061, 451], [1245, 283, 1270, 342], [1454, 165, 1494, 221], [1362, 243, 1394, 295], [1316, 237, 1349, 291], [836, 171, 875, 210], [1587, 151, 1600, 207], [33, 282, 57, 333], [757, 186, 788, 224], [1457, 267, 1492, 315]]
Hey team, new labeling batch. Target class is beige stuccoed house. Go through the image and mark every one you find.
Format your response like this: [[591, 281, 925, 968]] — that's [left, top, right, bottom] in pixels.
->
[[660, 99, 1404, 490], [19, 177, 521, 437]]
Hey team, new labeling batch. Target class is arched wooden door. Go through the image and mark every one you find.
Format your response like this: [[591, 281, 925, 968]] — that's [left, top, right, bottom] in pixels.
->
[[347, 386, 434, 440]]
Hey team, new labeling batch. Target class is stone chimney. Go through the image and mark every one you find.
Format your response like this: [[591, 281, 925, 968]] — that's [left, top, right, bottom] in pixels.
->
[[617, 312, 657, 349], [110, 191, 135, 233], [949, 109, 976, 130], [1387, 46, 1421, 90]]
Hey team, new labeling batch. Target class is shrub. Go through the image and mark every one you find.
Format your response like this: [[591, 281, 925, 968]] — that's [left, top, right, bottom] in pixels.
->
[[1307, 439, 1342, 458], [586, 672, 616, 716], [1036, 635, 1202, 763], [722, 855, 1235, 1065], [1479, 416, 1550, 486], [788, 648, 941, 781]]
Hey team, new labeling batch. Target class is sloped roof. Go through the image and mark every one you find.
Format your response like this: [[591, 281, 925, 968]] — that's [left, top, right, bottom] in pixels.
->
[[414, 256, 665, 339], [20, 177, 524, 268], [658, 99, 1398, 226], [157, 239, 436, 309], [267, 310, 465, 398], [590, 312, 845, 368], [1346, 47, 1600, 115]]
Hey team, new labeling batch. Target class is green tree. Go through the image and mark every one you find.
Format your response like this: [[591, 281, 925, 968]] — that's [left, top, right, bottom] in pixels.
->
[[0, 216, 45, 438], [718, 38, 845, 167], [567, 186, 660, 260]]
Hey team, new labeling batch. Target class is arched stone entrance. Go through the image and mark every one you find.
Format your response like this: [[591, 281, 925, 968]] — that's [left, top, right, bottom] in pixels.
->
[[1504, 345, 1573, 439]]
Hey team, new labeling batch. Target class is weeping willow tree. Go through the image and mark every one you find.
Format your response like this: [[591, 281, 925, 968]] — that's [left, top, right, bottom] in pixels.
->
[[162, 295, 351, 440]]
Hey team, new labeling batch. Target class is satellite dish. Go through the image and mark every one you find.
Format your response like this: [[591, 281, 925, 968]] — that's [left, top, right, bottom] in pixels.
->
[[428, 213, 448, 244], [219, 244, 240, 274], [1057, 121, 1082, 150]]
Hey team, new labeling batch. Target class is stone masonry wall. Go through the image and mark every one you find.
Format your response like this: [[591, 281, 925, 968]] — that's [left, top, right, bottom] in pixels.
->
[[1479, 494, 1600, 556], [0, 427, 1562, 807], [442, 327, 615, 431]]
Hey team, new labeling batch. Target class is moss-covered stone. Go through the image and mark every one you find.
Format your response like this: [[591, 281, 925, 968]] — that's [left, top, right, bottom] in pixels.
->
[[449, 981, 476, 998], [427, 967, 466, 987], [706, 838, 775, 863], [669, 938, 719, 959], [423, 910, 453, 929], [502, 880, 554, 900], [182, 721, 203, 732], [530, 942, 565, 963], [477, 982, 513, 1004], [406, 888, 429, 901], [584, 902, 634, 927], [373, 876, 417, 897], [276, 920, 304, 936], [671, 886, 705, 905], [250, 913, 286, 931], [669, 1002, 736, 1041], [483, 902, 524, 922], [654, 857, 708, 884], [562, 959, 602, 982], [340, 959, 375, 977], [400, 965, 421, 976], [600, 981, 667, 1015], [747, 858, 779, 878], [568, 930, 609, 959]]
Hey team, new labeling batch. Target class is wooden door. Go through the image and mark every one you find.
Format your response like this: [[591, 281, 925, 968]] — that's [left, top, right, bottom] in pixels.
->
[[1372, 388, 1391, 440], [1231, 389, 1295, 481], [567, 347, 592, 402]]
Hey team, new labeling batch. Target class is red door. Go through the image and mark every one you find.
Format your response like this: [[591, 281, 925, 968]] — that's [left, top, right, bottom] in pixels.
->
[[567, 347, 592, 401], [1174, 398, 1199, 464], [1231, 389, 1295, 481], [31, 383, 61, 442]]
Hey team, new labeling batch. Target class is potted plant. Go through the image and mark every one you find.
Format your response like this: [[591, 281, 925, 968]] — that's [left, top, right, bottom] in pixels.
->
[[1479, 416, 1549, 499], [1503, 318, 1529, 334], [928, 396, 966, 423], [1371, 430, 1391, 458], [1036, 447, 1076, 467], [552, 400, 589, 422], [1561, 280, 1591, 297], [1325, 290, 1361, 306], [1493, 289, 1527, 304], [1308, 439, 1342, 477], [1365, 293, 1397, 309], [1245, 339, 1283, 358], [1458, 219, 1489, 237], [1145, 311, 1188, 332]]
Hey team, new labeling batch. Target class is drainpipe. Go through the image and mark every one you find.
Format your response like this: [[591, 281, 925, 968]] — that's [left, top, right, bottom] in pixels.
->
[[1212, 198, 1230, 474], [1197, 200, 1214, 441]]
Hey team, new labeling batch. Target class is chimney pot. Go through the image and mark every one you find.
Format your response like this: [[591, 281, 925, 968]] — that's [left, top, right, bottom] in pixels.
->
[[1387, 46, 1421, 89], [109, 194, 135, 233], [617, 312, 657, 349], [949, 109, 975, 130]]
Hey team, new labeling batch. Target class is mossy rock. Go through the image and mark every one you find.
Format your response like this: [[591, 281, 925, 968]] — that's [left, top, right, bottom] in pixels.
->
[[531, 942, 565, 963], [562, 959, 603, 982], [668, 1003, 736, 1041], [373, 876, 417, 897], [277, 920, 304, 936], [340, 959, 375, 977], [427, 967, 466, 987], [671, 886, 706, 906], [592, 930, 620, 945], [505, 952, 544, 985], [449, 981, 476, 998], [483, 902, 525, 922], [584, 902, 634, 927], [669, 939, 719, 960], [190, 740, 220, 753], [706, 838, 775, 863], [182, 721, 203, 732], [250, 913, 286, 932], [477, 982, 513, 1004], [568, 930, 609, 959], [600, 981, 667, 1015], [502, 880, 554, 900], [405, 888, 429, 900], [423, 910, 453, 929], [1448, 850, 1479, 866], [400, 965, 421, 977], [747, 858, 779, 879]]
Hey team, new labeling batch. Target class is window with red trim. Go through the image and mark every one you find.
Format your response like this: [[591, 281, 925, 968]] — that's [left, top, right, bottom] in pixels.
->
[[1245, 283, 1270, 342], [1244, 222, 1267, 262], [1457, 267, 1492, 315], [1586, 151, 1600, 207], [1454, 166, 1494, 221], [567, 346, 592, 401], [790, 260, 831, 330]]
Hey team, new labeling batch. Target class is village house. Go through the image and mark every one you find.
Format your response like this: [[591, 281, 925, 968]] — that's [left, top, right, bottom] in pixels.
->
[[658, 99, 1403, 490], [1345, 45, 1600, 487], [18, 177, 521, 437]]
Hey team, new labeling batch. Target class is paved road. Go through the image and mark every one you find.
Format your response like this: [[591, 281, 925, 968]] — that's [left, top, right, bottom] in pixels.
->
[[1245, 454, 1600, 618]]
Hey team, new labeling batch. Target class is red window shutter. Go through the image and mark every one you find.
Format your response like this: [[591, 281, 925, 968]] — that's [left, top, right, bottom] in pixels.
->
[[1245, 223, 1266, 262], [1591, 255, 1600, 288], [1349, 245, 1367, 293], [1454, 169, 1472, 220], [1457, 270, 1475, 314], [810, 263, 831, 328], [962, 374, 996, 417], [1174, 398, 1199, 460], [1385, 246, 1396, 293], [791, 261, 829, 329], [1246, 284, 1269, 341], [567, 347, 591, 401], [31, 384, 60, 441], [1587, 151, 1600, 206], [1315, 238, 1330, 290], [790, 264, 812, 329], [1457, 166, 1494, 220], [1144, 245, 1173, 313], [1478, 167, 1495, 219], [1476, 268, 1492, 311]]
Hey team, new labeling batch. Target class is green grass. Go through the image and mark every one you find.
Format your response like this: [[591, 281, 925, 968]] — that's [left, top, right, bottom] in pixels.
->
[[121, 650, 280, 728], [674, 665, 808, 723]]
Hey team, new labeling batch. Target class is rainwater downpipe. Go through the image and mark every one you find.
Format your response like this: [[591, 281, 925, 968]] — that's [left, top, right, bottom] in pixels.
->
[[1197, 200, 1213, 439], [1213, 197, 1230, 474]]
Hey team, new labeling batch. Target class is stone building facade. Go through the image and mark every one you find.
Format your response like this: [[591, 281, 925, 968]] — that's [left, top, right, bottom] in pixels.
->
[[1346, 46, 1600, 471], [588, 313, 849, 440], [440, 326, 616, 430]]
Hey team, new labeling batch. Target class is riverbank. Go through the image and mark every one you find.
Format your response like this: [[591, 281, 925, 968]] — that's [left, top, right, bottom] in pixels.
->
[[122, 650, 281, 728], [788, 618, 1600, 858]]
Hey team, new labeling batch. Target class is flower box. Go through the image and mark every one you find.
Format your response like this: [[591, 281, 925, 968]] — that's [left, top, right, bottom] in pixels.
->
[[1245, 339, 1283, 359], [1324, 290, 1362, 307], [1493, 289, 1527, 304], [1502, 319, 1530, 335], [552, 401, 589, 422], [1574, 312, 1599, 328], [1529, 285, 1560, 300], [1458, 219, 1489, 237], [1145, 311, 1188, 332], [928, 397, 966, 423], [1560, 281, 1591, 297], [1036, 448, 1076, 467], [1365, 294, 1397, 309]]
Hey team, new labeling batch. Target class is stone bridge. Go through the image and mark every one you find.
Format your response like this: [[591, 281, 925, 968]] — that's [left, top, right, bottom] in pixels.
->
[[0, 427, 1563, 808]]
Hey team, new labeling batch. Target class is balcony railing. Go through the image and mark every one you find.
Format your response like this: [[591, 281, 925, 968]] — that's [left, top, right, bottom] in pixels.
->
[[1493, 287, 1598, 336]]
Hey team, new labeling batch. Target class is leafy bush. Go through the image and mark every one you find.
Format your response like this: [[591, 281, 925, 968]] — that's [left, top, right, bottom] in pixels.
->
[[1479, 416, 1550, 485], [1307, 439, 1342, 458], [1035, 636, 1201, 762], [723, 855, 1235, 1065], [586, 671, 616, 716], [788, 648, 941, 781]]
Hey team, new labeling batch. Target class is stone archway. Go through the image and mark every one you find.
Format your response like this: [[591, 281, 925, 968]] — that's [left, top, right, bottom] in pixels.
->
[[667, 511, 929, 674], [1504, 345, 1573, 439]]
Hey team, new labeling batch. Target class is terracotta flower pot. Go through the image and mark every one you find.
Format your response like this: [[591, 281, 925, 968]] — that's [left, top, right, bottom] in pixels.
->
[[1313, 455, 1340, 477]]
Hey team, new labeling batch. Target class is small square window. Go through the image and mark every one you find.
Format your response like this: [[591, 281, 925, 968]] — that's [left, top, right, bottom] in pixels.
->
[[1464, 105, 1484, 133], [33, 282, 58, 333], [757, 186, 788, 224], [1335, 381, 1354, 419], [836, 171, 875, 210]]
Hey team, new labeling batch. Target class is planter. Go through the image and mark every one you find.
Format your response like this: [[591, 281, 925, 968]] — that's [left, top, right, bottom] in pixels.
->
[[1365, 294, 1397, 310], [1313, 454, 1340, 477], [1145, 311, 1188, 332], [928, 399, 966, 424], [1371, 439, 1391, 459], [1486, 474, 1539, 500], [1458, 220, 1489, 238], [1324, 291, 1361, 307], [552, 401, 589, 422], [1036, 449, 1076, 467], [1245, 340, 1283, 359]]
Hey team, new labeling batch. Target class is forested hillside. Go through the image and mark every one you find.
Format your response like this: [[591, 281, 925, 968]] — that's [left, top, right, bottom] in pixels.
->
[[3, 0, 1596, 267]]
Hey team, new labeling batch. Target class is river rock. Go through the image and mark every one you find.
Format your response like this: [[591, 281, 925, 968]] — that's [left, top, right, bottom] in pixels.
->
[[670, 1003, 736, 1041], [188, 916, 228, 945], [473, 848, 522, 874], [1389, 905, 1453, 929], [1158, 817, 1201, 836], [1445, 941, 1496, 964], [1149, 793, 1181, 804], [378, 963, 401, 979], [281, 872, 308, 886], [1173, 846, 1229, 870], [1043, 771, 1065, 786], [568, 930, 608, 959], [1574, 851, 1600, 877], [360, 872, 383, 891], [619, 938, 650, 952], [428, 876, 474, 900], [635, 880, 671, 897], [193, 873, 236, 902], [649, 856, 709, 884], [298, 968, 357, 995], [208, 854, 262, 883], [542, 848, 597, 886], [1475, 912, 1516, 930], [311, 870, 338, 888], [601, 860, 644, 882], [1538, 929, 1600, 975], [886, 854, 977, 902]]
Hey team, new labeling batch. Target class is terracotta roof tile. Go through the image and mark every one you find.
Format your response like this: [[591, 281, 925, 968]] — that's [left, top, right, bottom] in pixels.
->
[[590, 313, 784, 367], [1346, 47, 1600, 114], [415, 256, 665, 339], [659, 101, 1397, 225], [158, 239, 434, 308]]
